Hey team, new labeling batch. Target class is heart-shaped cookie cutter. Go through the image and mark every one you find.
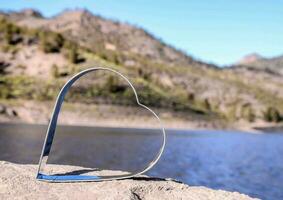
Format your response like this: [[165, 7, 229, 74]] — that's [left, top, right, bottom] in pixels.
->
[[37, 67, 166, 182]]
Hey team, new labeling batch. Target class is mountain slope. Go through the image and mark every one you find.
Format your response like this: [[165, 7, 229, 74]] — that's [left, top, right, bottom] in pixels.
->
[[236, 53, 283, 76], [237, 53, 263, 65], [0, 9, 283, 124], [3, 9, 204, 67]]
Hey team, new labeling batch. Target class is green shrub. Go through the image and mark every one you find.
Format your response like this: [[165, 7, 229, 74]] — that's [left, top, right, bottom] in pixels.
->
[[204, 98, 211, 111], [51, 64, 60, 78], [187, 92, 195, 102], [105, 76, 126, 93], [0, 87, 10, 99], [98, 50, 122, 65], [0, 76, 62, 101], [62, 41, 81, 64], [241, 105, 256, 122], [39, 32, 64, 53], [137, 68, 151, 81], [4, 28, 13, 44], [263, 107, 281, 122], [0, 20, 22, 45], [69, 46, 79, 64]]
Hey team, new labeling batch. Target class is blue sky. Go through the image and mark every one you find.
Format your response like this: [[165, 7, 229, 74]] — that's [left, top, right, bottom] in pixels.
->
[[1, 0, 283, 66]]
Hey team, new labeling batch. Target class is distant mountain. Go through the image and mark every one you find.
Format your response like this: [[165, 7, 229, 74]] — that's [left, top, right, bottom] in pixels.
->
[[0, 8, 283, 123], [236, 53, 283, 76], [237, 53, 264, 65]]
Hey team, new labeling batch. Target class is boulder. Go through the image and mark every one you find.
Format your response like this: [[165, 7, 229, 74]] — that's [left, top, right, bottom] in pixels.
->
[[5, 107, 17, 117], [0, 161, 257, 200], [0, 104, 6, 114]]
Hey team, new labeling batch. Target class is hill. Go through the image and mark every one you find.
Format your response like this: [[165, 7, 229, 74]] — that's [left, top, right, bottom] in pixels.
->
[[237, 53, 263, 65], [0, 9, 283, 128], [236, 53, 283, 76], [4, 8, 203, 67]]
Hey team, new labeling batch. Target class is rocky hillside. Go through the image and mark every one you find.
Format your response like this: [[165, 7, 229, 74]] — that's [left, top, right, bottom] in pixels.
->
[[0, 9, 283, 124], [236, 53, 283, 76], [3, 8, 201, 67], [237, 53, 263, 65]]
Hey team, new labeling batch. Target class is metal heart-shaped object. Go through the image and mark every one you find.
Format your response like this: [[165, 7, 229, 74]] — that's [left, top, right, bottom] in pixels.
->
[[36, 67, 166, 182]]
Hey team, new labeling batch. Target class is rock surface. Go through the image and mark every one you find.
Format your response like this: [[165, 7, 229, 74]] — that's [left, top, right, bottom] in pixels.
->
[[0, 161, 257, 200]]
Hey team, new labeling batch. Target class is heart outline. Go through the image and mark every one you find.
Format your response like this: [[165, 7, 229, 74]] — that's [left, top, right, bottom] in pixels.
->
[[36, 67, 166, 182]]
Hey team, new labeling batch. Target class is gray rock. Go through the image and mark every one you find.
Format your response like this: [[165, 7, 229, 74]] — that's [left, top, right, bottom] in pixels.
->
[[0, 161, 258, 200], [5, 107, 17, 117], [0, 104, 6, 114]]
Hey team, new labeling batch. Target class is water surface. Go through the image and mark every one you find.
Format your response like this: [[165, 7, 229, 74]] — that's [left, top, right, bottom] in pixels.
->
[[0, 123, 282, 200]]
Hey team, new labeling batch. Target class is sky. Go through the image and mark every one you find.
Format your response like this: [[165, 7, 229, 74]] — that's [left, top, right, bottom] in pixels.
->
[[0, 0, 283, 66]]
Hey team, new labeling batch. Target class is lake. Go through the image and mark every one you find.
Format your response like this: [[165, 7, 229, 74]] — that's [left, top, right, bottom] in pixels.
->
[[0, 123, 282, 200]]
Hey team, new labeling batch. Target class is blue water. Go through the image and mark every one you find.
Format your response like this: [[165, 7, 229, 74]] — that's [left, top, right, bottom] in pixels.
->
[[0, 123, 282, 200], [152, 130, 283, 200]]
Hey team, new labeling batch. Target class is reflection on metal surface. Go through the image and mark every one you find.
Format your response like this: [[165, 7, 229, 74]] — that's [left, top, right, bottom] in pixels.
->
[[36, 67, 166, 182]]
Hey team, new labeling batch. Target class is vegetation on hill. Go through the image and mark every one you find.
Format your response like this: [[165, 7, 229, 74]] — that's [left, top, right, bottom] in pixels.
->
[[0, 10, 283, 123], [236, 54, 283, 76], [0, 17, 211, 114]]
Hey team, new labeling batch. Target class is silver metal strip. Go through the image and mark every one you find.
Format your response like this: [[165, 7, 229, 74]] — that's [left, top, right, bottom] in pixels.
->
[[36, 67, 166, 182]]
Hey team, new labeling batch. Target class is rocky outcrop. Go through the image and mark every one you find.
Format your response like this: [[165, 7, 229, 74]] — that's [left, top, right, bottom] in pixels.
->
[[0, 104, 17, 117], [0, 161, 257, 200], [236, 53, 283, 76]]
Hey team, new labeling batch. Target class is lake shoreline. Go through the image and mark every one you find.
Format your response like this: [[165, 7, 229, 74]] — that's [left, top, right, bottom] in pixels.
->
[[1, 100, 282, 134], [0, 120, 282, 135]]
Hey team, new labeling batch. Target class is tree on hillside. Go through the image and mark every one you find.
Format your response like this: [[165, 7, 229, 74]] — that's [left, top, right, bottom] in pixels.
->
[[51, 64, 60, 78], [241, 104, 255, 122], [68, 45, 79, 64], [63, 41, 80, 64], [263, 107, 281, 122], [39, 32, 64, 53], [4, 23, 21, 45]]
